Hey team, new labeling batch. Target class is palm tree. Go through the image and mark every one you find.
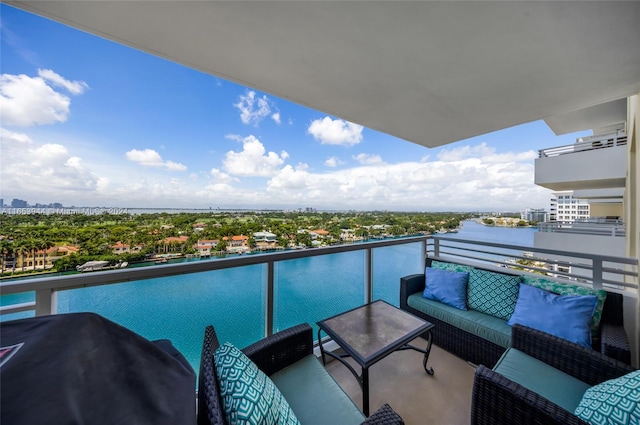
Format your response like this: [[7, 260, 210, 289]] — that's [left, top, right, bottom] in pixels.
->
[[0, 239, 14, 275], [41, 240, 55, 270]]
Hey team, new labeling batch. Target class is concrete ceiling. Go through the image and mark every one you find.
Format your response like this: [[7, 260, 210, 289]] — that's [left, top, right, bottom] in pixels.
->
[[6, 1, 640, 148]]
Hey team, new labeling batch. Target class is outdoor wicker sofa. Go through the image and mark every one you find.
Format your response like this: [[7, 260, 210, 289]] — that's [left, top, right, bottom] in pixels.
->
[[471, 324, 636, 425], [198, 323, 404, 425], [400, 259, 631, 368]]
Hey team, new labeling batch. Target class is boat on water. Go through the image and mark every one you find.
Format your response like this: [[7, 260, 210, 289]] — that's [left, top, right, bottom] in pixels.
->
[[76, 261, 128, 272]]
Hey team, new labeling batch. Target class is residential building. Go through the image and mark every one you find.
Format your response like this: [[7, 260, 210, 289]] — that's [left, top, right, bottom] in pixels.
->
[[521, 208, 548, 223], [222, 235, 249, 253], [194, 239, 219, 256], [549, 191, 590, 222], [253, 232, 277, 250]]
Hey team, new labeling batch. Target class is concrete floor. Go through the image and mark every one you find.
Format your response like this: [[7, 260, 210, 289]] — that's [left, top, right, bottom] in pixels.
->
[[324, 337, 477, 425]]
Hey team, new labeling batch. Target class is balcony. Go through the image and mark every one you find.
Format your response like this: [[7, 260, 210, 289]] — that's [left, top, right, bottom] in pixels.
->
[[534, 132, 628, 191], [1, 236, 637, 424], [535, 218, 626, 258]]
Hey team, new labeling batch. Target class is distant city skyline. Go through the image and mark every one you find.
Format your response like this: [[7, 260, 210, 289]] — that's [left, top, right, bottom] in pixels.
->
[[0, 5, 590, 212]]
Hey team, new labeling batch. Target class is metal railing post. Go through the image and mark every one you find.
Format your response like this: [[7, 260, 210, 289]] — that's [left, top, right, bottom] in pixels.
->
[[35, 289, 56, 316], [365, 247, 373, 304], [593, 259, 603, 289], [434, 238, 440, 257], [266, 261, 274, 336], [421, 239, 427, 269]]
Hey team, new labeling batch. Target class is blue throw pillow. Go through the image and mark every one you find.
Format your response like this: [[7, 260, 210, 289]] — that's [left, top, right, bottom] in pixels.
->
[[507, 283, 597, 348], [423, 267, 469, 310], [575, 370, 640, 425]]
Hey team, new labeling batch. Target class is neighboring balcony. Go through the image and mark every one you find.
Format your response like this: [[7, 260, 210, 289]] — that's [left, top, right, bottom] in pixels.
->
[[535, 218, 626, 257], [535, 132, 627, 191]]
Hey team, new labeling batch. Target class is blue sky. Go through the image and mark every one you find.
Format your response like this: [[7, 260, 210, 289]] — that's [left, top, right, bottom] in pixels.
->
[[0, 5, 589, 212]]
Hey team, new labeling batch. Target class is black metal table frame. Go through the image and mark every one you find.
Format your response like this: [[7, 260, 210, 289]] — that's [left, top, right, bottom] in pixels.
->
[[317, 304, 435, 416]]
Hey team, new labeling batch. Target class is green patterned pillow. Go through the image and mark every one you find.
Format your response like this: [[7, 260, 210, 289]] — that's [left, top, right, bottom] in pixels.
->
[[523, 275, 607, 338], [575, 370, 640, 424], [214, 342, 301, 425], [431, 260, 475, 273], [467, 269, 521, 320]]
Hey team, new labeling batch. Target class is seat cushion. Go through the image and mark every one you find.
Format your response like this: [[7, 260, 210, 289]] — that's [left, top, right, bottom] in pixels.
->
[[407, 293, 512, 348], [270, 354, 366, 425], [214, 342, 301, 425], [493, 348, 591, 413], [467, 269, 521, 320]]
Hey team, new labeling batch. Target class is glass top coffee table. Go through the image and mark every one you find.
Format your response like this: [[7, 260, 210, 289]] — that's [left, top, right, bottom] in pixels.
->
[[317, 300, 435, 416]]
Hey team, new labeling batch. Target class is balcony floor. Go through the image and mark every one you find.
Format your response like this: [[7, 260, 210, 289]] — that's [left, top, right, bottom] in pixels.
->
[[324, 337, 476, 425]]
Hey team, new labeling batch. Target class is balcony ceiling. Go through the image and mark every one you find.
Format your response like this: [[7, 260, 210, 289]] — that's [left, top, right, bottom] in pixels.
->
[[6, 1, 640, 147]]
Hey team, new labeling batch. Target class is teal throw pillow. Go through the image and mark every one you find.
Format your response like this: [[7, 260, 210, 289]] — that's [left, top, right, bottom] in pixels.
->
[[214, 342, 301, 425], [423, 267, 469, 310], [508, 283, 597, 348], [431, 260, 475, 273], [523, 275, 607, 339], [467, 269, 521, 320], [575, 370, 640, 424]]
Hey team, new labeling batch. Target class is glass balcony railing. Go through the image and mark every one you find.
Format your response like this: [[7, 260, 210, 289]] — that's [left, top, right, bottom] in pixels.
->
[[1, 236, 637, 374]]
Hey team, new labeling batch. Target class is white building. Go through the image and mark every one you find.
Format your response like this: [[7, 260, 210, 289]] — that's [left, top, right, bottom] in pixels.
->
[[549, 191, 590, 222]]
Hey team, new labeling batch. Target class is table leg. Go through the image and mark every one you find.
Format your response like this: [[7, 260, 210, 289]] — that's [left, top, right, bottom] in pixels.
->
[[423, 329, 434, 375], [362, 367, 369, 416], [317, 328, 327, 365]]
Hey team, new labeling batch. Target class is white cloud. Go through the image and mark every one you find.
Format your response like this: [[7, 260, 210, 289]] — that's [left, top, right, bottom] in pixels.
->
[[307, 117, 363, 146], [0, 69, 88, 127], [234, 90, 279, 126], [38, 69, 89, 95], [125, 149, 187, 171], [263, 144, 550, 210], [353, 153, 384, 165], [222, 135, 288, 177], [0, 131, 103, 197], [325, 156, 344, 167], [210, 168, 238, 184]]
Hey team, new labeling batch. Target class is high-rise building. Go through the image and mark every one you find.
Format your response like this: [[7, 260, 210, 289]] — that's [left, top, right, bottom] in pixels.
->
[[549, 191, 590, 223], [11, 199, 28, 208]]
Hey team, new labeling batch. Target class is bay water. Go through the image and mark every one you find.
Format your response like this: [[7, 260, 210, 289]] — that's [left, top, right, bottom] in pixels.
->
[[1, 220, 535, 373]]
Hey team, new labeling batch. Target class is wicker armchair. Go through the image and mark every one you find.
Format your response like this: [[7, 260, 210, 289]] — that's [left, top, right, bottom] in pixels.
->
[[198, 323, 404, 425], [470, 324, 635, 425]]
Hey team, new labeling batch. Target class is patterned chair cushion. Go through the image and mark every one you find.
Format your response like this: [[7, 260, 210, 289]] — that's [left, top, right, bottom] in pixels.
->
[[575, 370, 640, 425], [213, 342, 301, 425], [522, 275, 607, 339], [467, 269, 521, 320]]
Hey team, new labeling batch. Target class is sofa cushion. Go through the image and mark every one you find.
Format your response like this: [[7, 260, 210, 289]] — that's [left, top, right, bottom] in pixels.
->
[[574, 369, 640, 425], [422, 267, 469, 310], [431, 260, 475, 273], [507, 284, 597, 348], [467, 269, 521, 320], [214, 342, 301, 425], [270, 354, 365, 425], [523, 275, 607, 339], [408, 293, 511, 348], [494, 348, 591, 413]]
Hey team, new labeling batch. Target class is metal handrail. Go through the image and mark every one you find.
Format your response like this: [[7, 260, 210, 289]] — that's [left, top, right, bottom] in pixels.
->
[[538, 132, 627, 158], [1, 235, 637, 321], [430, 236, 638, 289]]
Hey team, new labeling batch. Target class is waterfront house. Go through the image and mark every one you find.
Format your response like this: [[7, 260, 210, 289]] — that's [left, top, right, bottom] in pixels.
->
[[222, 235, 249, 254], [253, 231, 277, 250], [194, 239, 220, 257], [1, 2, 638, 423]]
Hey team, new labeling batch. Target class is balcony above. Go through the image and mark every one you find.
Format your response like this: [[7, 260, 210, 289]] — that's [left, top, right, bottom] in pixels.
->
[[535, 132, 627, 191]]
